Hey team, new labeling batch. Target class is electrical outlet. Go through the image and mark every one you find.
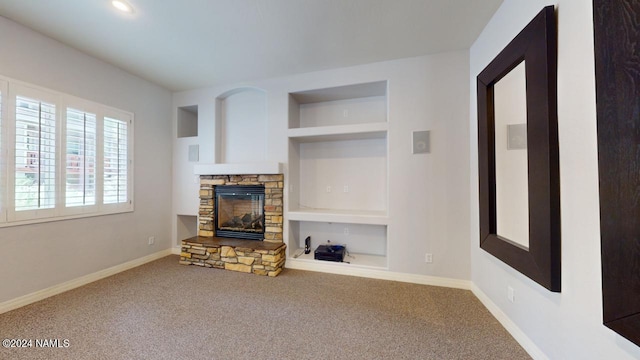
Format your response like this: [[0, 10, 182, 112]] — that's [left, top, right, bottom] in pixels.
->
[[343, 185, 349, 193], [326, 185, 332, 193], [425, 253, 433, 263], [343, 227, 349, 235], [148, 236, 155, 245], [343, 109, 349, 117], [507, 286, 515, 303]]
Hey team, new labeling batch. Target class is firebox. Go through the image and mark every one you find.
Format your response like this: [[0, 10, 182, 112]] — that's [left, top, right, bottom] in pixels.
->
[[214, 185, 265, 240]]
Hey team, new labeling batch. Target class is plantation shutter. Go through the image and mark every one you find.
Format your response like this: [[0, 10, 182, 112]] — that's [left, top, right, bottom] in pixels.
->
[[103, 117, 128, 204], [66, 108, 96, 207], [14, 95, 56, 211]]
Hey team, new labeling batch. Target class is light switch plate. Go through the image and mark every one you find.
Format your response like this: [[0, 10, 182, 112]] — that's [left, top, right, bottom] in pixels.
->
[[188, 144, 199, 162]]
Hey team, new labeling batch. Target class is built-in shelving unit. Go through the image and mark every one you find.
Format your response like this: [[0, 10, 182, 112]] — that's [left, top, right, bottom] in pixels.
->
[[287, 81, 389, 270]]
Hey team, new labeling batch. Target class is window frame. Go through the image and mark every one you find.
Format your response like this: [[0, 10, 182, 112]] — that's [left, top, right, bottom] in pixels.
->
[[0, 76, 134, 227], [8, 83, 61, 222]]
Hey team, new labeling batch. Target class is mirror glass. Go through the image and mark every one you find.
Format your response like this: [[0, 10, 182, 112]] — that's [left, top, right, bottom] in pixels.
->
[[493, 61, 529, 249]]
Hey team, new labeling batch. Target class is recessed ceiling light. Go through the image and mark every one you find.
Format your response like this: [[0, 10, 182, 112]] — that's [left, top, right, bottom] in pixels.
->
[[112, 0, 133, 13]]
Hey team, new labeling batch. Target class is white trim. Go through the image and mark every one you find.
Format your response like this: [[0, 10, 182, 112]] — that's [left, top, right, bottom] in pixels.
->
[[171, 246, 181, 255], [470, 283, 548, 360], [0, 249, 172, 315], [285, 259, 471, 290]]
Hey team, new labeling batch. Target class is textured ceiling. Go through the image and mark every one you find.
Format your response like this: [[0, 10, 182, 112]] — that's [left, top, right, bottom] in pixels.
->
[[0, 0, 503, 91]]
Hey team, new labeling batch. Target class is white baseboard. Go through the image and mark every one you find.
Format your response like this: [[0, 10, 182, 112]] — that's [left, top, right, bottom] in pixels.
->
[[470, 283, 547, 360], [285, 259, 471, 290], [0, 248, 174, 315], [171, 246, 181, 255]]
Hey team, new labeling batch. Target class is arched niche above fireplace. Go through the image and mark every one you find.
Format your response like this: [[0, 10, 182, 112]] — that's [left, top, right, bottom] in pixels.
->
[[215, 87, 267, 164]]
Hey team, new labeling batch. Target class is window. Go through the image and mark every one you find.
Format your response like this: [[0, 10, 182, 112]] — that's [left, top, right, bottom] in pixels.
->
[[14, 95, 56, 212], [0, 79, 133, 226], [103, 116, 129, 205], [65, 108, 96, 207]]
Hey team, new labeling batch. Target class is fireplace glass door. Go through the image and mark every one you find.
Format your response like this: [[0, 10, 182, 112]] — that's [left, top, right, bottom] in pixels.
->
[[214, 186, 265, 240]]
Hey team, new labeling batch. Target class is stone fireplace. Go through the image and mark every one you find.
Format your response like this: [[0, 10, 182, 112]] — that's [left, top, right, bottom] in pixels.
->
[[179, 173, 285, 276], [198, 174, 283, 241]]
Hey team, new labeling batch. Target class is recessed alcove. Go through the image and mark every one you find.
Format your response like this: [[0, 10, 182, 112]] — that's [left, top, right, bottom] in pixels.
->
[[216, 87, 267, 163], [286, 81, 389, 269], [176, 215, 198, 241], [177, 105, 198, 138]]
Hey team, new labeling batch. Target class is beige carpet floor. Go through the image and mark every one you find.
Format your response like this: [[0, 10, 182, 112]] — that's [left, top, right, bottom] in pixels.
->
[[0, 255, 530, 360]]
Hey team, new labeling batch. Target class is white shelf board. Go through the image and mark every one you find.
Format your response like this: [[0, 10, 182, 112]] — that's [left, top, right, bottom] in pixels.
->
[[287, 208, 388, 225], [290, 81, 387, 104], [193, 162, 283, 175], [287, 122, 387, 142], [288, 250, 388, 270]]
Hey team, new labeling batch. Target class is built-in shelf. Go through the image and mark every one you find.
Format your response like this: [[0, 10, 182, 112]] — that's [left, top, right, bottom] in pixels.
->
[[288, 252, 388, 270], [287, 81, 389, 267], [176, 215, 198, 246], [289, 81, 387, 105], [287, 122, 387, 142], [287, 208, 388, 225], [177, 105, 198, 138]]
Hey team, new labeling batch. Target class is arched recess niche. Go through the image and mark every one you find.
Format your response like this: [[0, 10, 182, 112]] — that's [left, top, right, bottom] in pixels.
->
[[215, 87, 267, 163]]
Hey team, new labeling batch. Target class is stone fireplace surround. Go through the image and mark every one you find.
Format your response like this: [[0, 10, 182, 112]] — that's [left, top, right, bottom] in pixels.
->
[[179, 173, 285, 276], [198, 174, 283, 241]]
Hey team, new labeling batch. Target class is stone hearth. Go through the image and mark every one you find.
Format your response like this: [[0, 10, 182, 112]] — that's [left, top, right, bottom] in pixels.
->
[[180, 236, 285, 276]]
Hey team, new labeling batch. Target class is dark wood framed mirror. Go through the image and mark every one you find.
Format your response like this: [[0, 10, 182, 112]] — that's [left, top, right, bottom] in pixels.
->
[[593, 0, 640, 347], [477, 6, 561, 292]]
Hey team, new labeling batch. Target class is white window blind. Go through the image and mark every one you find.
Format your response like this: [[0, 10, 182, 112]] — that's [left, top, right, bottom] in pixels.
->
[[66, 108, 96, 207], [103, 117, 128, 204], [14, 95, 56, 211]]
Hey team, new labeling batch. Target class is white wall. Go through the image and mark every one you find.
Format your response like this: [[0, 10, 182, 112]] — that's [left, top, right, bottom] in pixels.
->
[[470, 1, 640, 358], [0, 16, 173, 303], [173, 51, 471, 280]]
